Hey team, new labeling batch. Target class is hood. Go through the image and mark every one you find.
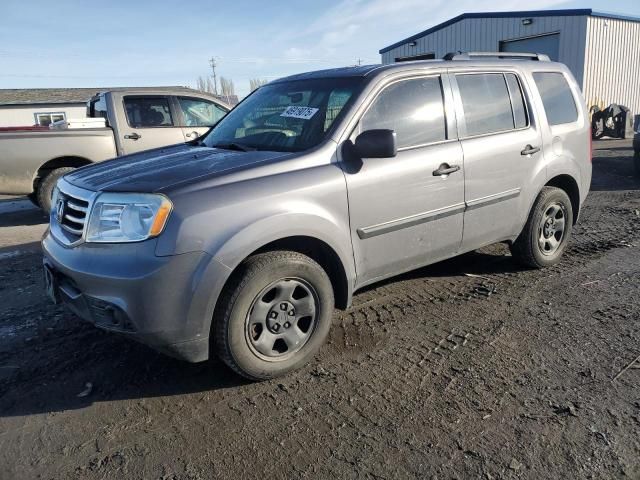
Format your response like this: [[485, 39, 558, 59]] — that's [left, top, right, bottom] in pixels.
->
[[63, 144, 292, 192]]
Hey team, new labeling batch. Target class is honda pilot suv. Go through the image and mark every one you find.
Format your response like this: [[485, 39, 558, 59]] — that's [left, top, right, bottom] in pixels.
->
[[43, 52, 592, 380]]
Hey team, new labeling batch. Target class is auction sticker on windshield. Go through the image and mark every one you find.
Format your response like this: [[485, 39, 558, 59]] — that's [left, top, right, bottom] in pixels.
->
[[280, 106, 319, 120]]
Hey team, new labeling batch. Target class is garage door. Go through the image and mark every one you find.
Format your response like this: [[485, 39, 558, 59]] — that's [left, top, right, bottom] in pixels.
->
[[500, 33, 560, 61]]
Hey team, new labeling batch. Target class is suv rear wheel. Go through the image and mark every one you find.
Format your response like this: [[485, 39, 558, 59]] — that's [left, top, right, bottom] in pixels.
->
[[36, 167, 75, 212], [214, 251, 334, 380], [510, 186, 574, 268]]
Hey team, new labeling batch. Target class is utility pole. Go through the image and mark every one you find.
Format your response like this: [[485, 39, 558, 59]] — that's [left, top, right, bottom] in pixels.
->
[[357, 58, 362, 66], [209, 57, 218, 95]]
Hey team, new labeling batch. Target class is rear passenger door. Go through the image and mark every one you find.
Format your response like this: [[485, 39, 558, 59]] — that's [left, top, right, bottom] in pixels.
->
[[343, 74, 465, 284], [174, 96, 229, 142], [451, 71, 544, 250], [120, 96, 186, 155]]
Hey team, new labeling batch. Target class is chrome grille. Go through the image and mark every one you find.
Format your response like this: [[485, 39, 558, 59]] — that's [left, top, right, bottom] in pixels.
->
[[59, 194, 89, 236], [51, 179, 95, 246]]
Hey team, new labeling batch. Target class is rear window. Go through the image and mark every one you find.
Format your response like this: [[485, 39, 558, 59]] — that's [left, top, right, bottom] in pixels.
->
[[124, 97, 174, 128], [533, 72, 578, 125], [456, 73, 518, 136]]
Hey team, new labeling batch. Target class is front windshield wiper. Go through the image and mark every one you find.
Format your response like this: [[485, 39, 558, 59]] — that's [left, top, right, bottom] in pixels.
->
[[211, 142, 257, 152]]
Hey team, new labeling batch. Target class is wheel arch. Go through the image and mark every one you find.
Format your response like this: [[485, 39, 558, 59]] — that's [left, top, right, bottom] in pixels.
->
[[545, 174, 580, 224], [33, 156, 92, 190]]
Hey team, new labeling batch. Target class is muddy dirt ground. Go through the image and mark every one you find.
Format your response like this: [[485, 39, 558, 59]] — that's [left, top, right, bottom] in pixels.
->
[[1, 141, 639, 479]]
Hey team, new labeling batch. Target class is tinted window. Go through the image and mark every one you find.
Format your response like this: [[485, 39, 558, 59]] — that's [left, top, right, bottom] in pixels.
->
[[457, 74, 514, 136], [361, 77, 446, 148], [177, 97, 227, 127], [533, 72, 578, 125], [505, 74, 528, 129], [124, 97, 173, 127], [204, 78, 361, 153]]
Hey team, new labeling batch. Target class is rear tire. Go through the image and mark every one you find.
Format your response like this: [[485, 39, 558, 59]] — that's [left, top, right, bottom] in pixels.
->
[[214, 251, 334, 381], [510, 187, 573, 269], [36, 167, 75, 212]]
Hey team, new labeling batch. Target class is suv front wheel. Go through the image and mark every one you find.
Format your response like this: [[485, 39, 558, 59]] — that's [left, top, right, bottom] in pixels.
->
[[510, 186, 574, 268], [214, 251, 334, 380]]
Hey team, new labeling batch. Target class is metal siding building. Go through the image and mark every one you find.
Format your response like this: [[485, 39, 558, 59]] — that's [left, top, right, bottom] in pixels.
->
[[380, 9, 640, 114]]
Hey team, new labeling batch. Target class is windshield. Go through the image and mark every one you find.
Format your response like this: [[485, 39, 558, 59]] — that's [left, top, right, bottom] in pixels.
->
[[203, 78, 362, 152]]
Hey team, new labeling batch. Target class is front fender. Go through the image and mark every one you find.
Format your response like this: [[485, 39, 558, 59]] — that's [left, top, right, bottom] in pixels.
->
[[211, 211, 355, 281]]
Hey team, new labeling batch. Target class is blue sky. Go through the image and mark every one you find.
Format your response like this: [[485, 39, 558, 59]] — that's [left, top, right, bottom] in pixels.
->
[[1, 0, 639, 97]]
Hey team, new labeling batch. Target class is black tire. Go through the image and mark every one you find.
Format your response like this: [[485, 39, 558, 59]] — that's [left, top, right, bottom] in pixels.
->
[[36, 167, 75, 212], [510, 186, 573, 269], [634, 151, 640, 178], [214, 251, 334, 381]]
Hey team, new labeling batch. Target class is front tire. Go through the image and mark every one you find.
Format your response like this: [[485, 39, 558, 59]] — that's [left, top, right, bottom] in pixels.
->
[[36, 167, 75, 212], [510, 187, 573, 268], [214, 251, 334, 381]]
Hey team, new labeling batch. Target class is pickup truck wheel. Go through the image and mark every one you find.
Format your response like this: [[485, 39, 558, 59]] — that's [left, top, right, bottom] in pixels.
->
[[214, 251, 334, 381], [37, 167, 75, 212], [510, 186, 573, 269]]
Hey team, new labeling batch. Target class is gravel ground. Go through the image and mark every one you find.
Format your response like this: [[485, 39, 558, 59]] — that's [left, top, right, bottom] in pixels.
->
[[0, 141, 639, 479]]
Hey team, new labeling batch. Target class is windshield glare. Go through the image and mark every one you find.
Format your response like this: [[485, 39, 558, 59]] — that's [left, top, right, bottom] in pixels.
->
[[203, 78, 361, 152]]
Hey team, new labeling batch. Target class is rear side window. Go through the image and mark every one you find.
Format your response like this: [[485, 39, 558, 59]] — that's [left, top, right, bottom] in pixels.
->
[[456, 74, 515, 136], [361, 76, 446, 148], [533, 72, 578, 125], [124, 97, 174, 127]]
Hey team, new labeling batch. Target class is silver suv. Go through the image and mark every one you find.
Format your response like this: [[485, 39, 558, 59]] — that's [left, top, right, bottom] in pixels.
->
[[43, 53, 592, 380]]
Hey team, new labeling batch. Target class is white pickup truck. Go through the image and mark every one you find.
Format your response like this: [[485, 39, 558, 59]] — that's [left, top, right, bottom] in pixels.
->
[[0, 87, 230, 210]]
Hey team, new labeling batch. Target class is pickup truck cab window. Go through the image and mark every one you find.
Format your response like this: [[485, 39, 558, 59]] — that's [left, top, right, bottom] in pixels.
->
[[124, 96, 174, 127], [177, 97, 227, 127], [360, 76, 446, 148], [203, 78, 361, 153]]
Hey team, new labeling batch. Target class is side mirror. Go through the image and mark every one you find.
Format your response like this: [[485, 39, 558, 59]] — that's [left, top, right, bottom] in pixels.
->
[[354, 129, 397, 158]]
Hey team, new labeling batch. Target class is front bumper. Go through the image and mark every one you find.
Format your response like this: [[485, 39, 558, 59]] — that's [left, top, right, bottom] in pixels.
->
[[42, 232, 232, 362]]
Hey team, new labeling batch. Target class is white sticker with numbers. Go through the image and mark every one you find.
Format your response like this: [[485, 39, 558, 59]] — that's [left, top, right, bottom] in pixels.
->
[[280, 106, 319, 120]]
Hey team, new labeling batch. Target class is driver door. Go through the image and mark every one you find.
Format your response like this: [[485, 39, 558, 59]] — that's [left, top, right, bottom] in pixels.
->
[[342, 74, 465, 284]]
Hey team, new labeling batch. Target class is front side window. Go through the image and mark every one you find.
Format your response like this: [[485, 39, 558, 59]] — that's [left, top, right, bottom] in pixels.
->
[[177, 97, 227, 127], [360, 76, 446, 148], [203, 78, 362, 152], [533, 72, 578, 126], [124, 97, 173, 127], [35, 112, 66, 126], [457, 73, 515, 136]]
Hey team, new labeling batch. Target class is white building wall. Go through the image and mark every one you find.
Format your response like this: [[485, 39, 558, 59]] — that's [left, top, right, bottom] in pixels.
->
[[584, 16, 640, 115], [0, 104, 87, 127], [381, 15, 588, 87]]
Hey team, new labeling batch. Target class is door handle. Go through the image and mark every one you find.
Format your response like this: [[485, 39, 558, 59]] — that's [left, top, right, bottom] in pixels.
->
[[521, 144, 540, 155], [185, 131, 199, 138], [432, 163, 460, 176], [124, 132, 141, 140]]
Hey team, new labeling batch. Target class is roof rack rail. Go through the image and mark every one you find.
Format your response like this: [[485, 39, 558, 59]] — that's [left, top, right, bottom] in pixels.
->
[[443, 51, 551, 62]]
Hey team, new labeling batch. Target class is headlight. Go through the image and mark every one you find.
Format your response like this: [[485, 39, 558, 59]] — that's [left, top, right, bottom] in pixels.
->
[[86, 193, 172, 243]]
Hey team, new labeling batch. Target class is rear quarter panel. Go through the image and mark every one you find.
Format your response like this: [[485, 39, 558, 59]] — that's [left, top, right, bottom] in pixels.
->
[[0, 129, 116, 194], [528, 65, 592, 206]]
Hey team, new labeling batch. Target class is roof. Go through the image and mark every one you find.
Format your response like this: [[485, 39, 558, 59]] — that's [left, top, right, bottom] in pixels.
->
[[380, 9, 640, 54], [272, 64, 387, 83], [0, 87, 238, 106]]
